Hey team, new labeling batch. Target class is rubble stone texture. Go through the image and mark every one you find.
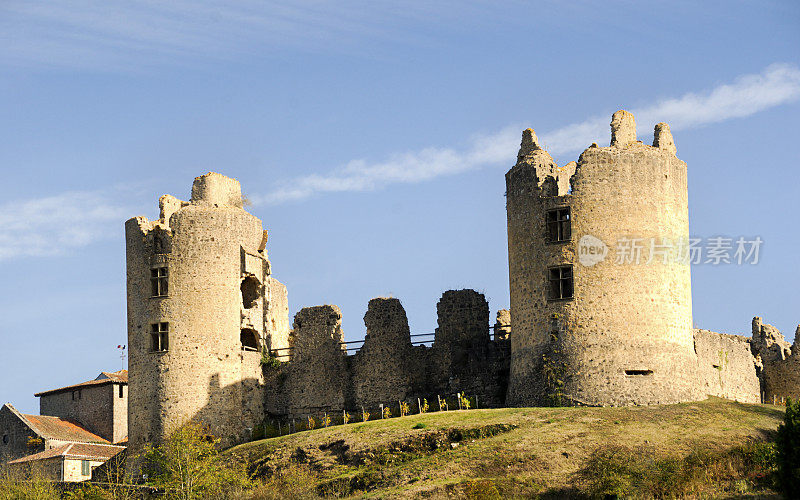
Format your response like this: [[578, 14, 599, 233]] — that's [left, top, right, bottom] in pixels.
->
[[693, 329, 760, 403], [122, 119, 800, 455], [284, 305, 348, 415], [752, 318, 800, 401], [506, 110, 703, 406], [125, 173, 290, 462]]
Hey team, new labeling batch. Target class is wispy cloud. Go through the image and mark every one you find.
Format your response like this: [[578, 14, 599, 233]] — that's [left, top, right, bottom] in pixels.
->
[[3, 64, 798, 260], [0, 1, 486, 71], [0, 191, 131, 260], [257, 63, 800, 205]]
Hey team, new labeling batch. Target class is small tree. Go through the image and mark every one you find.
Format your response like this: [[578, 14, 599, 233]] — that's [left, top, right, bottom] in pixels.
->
[[142, 421, 249, 500], [777, 397, 800, 496]]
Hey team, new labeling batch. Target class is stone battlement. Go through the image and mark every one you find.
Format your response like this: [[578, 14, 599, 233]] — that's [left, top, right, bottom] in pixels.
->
[[507, 110, 680, 201]]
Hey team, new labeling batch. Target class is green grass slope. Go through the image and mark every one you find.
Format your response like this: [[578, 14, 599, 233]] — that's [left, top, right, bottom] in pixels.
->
[[228, 398, 784, 498]]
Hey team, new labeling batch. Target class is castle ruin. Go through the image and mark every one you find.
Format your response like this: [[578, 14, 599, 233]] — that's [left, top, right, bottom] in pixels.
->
[[122, 111, 800, 457]]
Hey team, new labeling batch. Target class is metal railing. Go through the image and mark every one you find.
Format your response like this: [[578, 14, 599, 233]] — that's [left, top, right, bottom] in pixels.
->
[[268, 324, 509, 359]]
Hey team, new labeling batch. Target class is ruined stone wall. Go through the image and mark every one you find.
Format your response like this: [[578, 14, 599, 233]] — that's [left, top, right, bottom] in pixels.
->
[[266, 277, 290, 352], [506, 112, 702, 406], [126, 173, 290, 461], [39, 384, 117, 442], [429, 290, 509, 407], [265, 290, 511, 419], [283, 306, 349, 416], [752, 318, 800, 401], [351, 298, 420, 409], [693, 329, 760, 403]]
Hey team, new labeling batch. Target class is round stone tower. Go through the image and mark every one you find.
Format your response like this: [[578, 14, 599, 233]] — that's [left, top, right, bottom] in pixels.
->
[[505, 111, 703, 406], [125, 173, 289, 458]]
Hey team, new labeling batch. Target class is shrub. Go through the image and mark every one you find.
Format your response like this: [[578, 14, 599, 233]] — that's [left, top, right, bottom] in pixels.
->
[[0, 464, 60, 500], [777, 397, 800, 495], [240, 466, 317, 499], [260, 348, 282, 370], [400, 401, 410, 417], [420, 399, 429, 413], [383, 407, 392, 419], [142, 421, 251, 499]]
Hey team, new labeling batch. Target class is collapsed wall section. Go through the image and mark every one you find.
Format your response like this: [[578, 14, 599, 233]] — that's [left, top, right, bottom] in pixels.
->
[[351, 298, 420, 409], [752, 318, 800, 401], [284, 306, 348, 416], [429, 290, 509, 407], [693, 329, 760, 403], [264, 290, 511, 419]]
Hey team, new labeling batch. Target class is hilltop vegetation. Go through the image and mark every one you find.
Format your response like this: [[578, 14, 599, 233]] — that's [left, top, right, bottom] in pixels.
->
[[0, 398, 784, 498], [228, 397, 783, 498]]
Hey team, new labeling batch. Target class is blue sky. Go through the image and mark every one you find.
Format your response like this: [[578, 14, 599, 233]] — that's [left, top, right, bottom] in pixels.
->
[[1, 1, 798, 414]]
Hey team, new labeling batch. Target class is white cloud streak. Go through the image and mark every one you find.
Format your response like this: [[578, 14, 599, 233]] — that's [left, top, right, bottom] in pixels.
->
[[0, 1, 486, 71], [0, 191, 131, 260], [3, 64, 798, 260], [257, 63, 800, 205]]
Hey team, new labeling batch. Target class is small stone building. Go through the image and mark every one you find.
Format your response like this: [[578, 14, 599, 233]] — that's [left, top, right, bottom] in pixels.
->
[[7, 442, 124, 482], [1, 370, 128, 480], [35, 370, 128, 444], [0, 403, 111, 464]]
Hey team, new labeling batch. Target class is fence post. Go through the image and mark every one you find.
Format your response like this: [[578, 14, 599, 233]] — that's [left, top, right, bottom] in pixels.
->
[[457, 392, 462, 410], [475, 395, 479, 409], [278, 421, 282, 436], [380, 403, 384, 419], [438, 395, 442, 412], [418, 398, 422, 414], [324, 412, 328, 428]]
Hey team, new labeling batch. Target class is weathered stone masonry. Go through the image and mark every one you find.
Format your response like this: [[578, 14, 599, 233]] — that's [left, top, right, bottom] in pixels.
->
[[122, 111, 800, 454], [265, 290, 511, 419], [506, 112, 701, 406], [126, 173, 290, 459]]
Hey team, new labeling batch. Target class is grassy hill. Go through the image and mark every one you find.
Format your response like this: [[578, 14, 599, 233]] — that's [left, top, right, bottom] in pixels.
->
[[228, 398, 784, 498]]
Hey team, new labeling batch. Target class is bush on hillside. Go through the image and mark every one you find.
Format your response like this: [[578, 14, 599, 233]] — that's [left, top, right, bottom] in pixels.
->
[[777, 397, 800, 496]]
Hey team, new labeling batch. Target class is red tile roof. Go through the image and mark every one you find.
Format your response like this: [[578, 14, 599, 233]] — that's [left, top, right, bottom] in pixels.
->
[[34, 370, 127, 397], [22, 414, 110, 444], [9, 443, 124, 464]]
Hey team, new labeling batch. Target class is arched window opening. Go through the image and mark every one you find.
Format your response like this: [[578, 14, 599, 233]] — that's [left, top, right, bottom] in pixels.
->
[[241, 276, 261, 309], [241, 328, 259, 351]]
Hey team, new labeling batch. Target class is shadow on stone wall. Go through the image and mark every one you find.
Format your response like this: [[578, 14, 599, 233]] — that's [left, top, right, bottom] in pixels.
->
[[263, 289, 510, 419]]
